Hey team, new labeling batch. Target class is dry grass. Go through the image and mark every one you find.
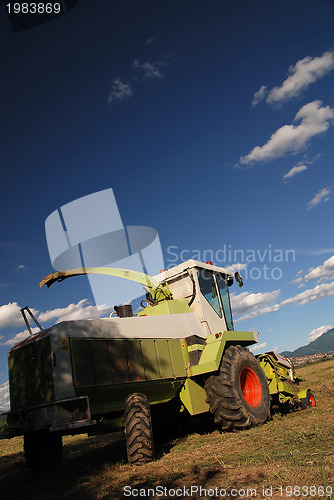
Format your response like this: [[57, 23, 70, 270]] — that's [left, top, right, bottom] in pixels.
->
[[0, 360, 333, 500]]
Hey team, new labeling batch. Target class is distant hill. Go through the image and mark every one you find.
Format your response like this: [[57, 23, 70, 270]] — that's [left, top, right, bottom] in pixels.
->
[[281, 328, 334, 357]]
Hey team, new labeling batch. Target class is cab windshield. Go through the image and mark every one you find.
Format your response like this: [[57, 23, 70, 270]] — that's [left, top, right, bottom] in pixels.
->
[[197, 269, 234, 331]]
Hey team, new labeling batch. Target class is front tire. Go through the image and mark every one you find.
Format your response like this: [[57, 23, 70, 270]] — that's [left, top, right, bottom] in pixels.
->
[[125, 393, 154, 464], [204, 345, 271, 431], [300, 390, 316, 409]]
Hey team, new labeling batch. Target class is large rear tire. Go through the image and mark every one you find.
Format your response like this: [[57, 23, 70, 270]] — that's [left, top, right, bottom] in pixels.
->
[[125, 393, 154, 464], [204, 345, 271, 431]]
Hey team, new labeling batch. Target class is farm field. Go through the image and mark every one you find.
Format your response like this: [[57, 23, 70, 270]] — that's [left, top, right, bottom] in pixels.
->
[[0, 359, 333, 500]]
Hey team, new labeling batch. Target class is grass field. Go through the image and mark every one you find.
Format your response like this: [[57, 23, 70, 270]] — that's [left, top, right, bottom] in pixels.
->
[[0, 360, 333, 500]]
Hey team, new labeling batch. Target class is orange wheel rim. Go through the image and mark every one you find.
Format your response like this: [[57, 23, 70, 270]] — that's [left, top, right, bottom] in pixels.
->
[[240, 367, 262, 407], [309, 394, 316, 407]]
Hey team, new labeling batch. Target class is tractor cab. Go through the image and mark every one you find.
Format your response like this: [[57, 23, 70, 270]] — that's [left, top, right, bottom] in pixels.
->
[[152, 260, 239, 336]]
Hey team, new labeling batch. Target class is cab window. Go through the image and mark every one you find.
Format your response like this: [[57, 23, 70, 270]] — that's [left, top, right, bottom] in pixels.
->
[[197, 269, 222, 318], [216, 276, 234, 331], [197, 269, 234, 330]]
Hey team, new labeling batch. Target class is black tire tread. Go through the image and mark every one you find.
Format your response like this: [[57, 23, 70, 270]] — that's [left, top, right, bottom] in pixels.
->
[[125, 393, 154, 464], [300, 390, 316, 409], [204, 345, 271, 431]]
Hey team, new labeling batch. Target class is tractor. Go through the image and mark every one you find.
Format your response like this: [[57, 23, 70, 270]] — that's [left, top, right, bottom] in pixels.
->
[[2, 259, 315, 469]]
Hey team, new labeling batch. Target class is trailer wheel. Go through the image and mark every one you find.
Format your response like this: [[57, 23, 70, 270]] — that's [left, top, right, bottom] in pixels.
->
[[24, 431, 62, 471], [204, 345, 271, 431], [300, 390, 316, 409], [125, 393, 154, 464]]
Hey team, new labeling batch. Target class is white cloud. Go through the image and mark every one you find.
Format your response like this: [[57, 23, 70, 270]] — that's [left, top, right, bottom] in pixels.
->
[[107, 55, 171, 105], [236, 281, 334, 322], [291, 255, 334, 289], [231, 289, 280, 315], [0, 327, 39, 347], [282, 282, 334, 305], [266, 51, 334, 105], [240, 101, 334, 165], [307, 187, 331, 209], [290, 276, 304, 285], [0, 302, 25, 330], [15, 264, 28, 272], [0, 381, 9, 411], [306, 248, 334, 256], [283, 163, 308, 181], [252, 85, 268, 106], [38, 299, 110, 324], [0, 300, 111, 346], [132, 59, 163, 79], [143, 36, 159, 45], [305, 255, 334, 281], [308, 324, 334, 343], [226, 263, 248, 273], [108, 78, 133, 105], [249, 342, 267, 353]]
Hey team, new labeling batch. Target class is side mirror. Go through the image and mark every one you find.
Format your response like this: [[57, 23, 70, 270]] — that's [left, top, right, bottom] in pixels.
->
[[234, 272, 244, 288], [227, 276, 234, 287]]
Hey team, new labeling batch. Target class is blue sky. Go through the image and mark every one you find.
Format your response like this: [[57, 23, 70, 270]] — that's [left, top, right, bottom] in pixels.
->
[[1, 0, 334, 409]]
